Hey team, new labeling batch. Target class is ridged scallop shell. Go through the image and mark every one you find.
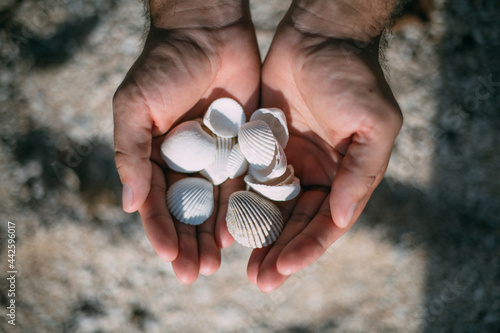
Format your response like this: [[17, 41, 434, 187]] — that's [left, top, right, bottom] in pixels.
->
[[238, 120, 277, 170], [203, 98, 246, 138], [225, 144, 248, 179], [161, 120, 216, 173], [244, 173, 301, 201], [200, 136, 236, 185], [247, 141, 287, 182], [166, 177, 214, 225], [226, 191, 284, 248], [263, 164, 296, 186], [250, 108, 289, 148]]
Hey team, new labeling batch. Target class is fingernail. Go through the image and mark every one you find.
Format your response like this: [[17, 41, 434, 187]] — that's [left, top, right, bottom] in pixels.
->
[[341, 203, 357, 228], [122, 183, 134, 212]]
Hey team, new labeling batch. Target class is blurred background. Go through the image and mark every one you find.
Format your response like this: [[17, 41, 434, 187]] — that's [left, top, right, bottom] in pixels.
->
[[0, 0, 499, 332]]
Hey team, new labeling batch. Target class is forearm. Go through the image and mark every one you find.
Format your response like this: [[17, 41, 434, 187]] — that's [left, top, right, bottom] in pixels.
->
[[148, 0, 250, 29], [288, 0, 400, 42]]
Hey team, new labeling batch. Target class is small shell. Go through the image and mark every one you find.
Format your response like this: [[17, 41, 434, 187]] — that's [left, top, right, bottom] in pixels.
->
[[247, 141, 287, 182], [244, 173, 300, 201], [203, 98, 246, 138], [200, 136, 236, 185], [161, 120, 216, 173], [250, 108, 289, 148], [225, 144, 248, 179], [263, 164, 296, 186], [226, 191, 284, 248], [166, 177, 214, 225], [238, 120, 277, 170]]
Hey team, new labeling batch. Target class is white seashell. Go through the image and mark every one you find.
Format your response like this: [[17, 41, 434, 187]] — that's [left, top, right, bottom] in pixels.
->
[[244, 173, 301, 201], [225, 144, 248, 179], [263, 164, 296, 186], [238, 120, 277, 170], [200, 136, 236, 185], [203, 98, 246, 138], [226, 191, 284, 248], [161, 120, 216, 173], [250, 108, 289, 148], [247, 141, 287, 182], [166, 177, 214, 225]]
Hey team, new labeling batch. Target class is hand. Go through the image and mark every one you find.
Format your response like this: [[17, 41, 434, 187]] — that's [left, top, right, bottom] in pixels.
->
[[113, 1, 260, 284], [248, 8, 403, 292]]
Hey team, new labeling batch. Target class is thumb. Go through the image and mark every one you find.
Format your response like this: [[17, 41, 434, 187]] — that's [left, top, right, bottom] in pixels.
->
[[113, 88, 153, 213], [330, 125, 398, 228]]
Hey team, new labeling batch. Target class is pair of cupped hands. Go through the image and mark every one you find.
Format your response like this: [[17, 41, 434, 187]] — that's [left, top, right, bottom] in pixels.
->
[[112, 7, 402, 292]]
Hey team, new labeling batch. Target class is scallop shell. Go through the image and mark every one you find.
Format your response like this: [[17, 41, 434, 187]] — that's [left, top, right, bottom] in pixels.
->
[[263, 164, 296, 186], [226, 191, 284, 248], [225, 144, 248, 179], [250, 108, 289, 148], [238, 120, 277, 170], [166, 177, 214, 225], [247, 141, 287, 182], [244, 172, 301, 201], [200, 136, 236, 185], [203, 98, 246, 138], [161, 120, 216, 173]]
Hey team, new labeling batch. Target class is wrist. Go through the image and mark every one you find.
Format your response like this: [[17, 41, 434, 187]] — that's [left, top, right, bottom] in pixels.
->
[[287, 0, 398, 42], [149, 0, 250, 29]]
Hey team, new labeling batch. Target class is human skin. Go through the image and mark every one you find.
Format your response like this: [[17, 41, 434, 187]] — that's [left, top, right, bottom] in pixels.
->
[[112, 0, 261, 283], [113, 0, 403, 289], [247, 0, 403, 292]]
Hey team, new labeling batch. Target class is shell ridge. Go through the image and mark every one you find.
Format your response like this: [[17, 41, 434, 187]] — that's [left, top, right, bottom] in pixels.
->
[[246, 198, 268, 247], [232, 198, 249, 245], [239, 196, 260, 248]]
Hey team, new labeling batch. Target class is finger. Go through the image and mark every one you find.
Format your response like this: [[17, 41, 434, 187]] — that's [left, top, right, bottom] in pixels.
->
[[138, 163, 178, 262], [246, 193, 299, 286], [113, 87, 153, 213], [254, 190, 328, 292], [276, 195, 346, 275], [247, 247, 272, 286], [171, 221, 200, 284], [214, 177, 246, 249], [329, 121, 399, 228], [197, 186, 220, 276], [165, 173, 200, 284]]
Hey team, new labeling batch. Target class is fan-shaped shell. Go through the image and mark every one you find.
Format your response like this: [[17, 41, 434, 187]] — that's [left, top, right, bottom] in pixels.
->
[[238, 120, 277, 170], [200, 136, 236, 185], [250, 108, 289, 148], [265, 164, 296, 186], [166, 177, 214, 225], [226, 191, 284, 248], [247, 141, 287, 182], [244, 173, 301, 201], [225, 144, 248, 179], [203, 98, 246, 138], [161, 120, 216, 173]]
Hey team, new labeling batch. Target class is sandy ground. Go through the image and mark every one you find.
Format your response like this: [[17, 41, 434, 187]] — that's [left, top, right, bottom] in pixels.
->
[[0, 0, 499, 332]]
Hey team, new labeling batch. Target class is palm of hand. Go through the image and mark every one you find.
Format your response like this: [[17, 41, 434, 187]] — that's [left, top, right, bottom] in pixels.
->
[[113, 23, 261, 283], [248, 25, 402, 292]]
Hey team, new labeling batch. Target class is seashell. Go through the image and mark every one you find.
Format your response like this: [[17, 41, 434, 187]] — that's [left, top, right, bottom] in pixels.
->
[[247, 141, 287, 182], [225, 144, 248, 179], [200, 136, 236, 185], [238, 120, 277, 170], [244, 172, 301, 201], [161, 120, 216, 173], [226, 191, 284, 248], [166, 177, 214, 225], [203, 98, 246, 138], [263, 164, 296, 186], [250, 108, 289, 148]]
